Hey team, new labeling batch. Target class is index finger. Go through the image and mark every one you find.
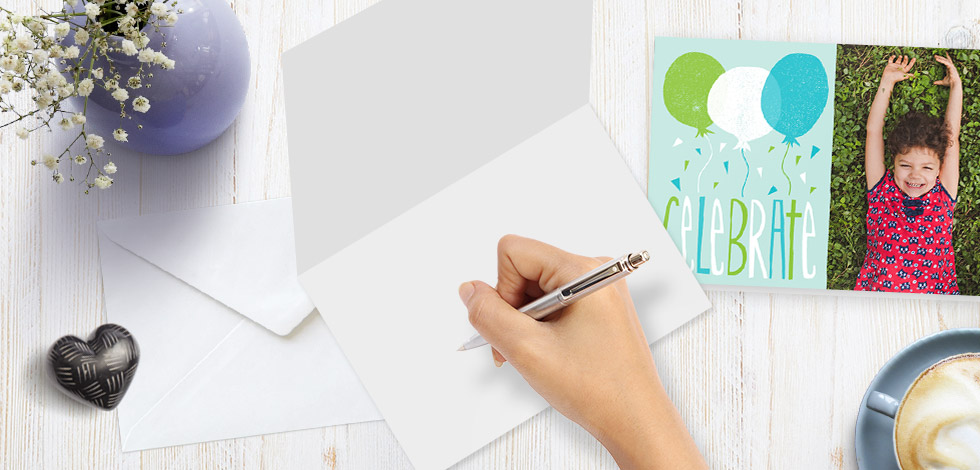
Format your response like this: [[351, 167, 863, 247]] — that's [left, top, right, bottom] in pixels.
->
[[494, 234, 600, 309]]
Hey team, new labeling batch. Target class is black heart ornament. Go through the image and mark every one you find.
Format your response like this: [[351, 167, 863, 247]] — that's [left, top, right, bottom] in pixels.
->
[[47, 324, 139, 410]]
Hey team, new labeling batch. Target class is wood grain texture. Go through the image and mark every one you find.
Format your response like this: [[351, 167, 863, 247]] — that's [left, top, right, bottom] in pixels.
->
[[2, 0, 979, 469]]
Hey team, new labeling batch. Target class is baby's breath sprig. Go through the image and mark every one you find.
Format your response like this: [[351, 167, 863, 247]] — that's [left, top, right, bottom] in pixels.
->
[[2, 1, 181, 192]]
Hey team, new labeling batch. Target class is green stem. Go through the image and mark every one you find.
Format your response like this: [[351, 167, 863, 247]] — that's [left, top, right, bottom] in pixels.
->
[[780, 144, 792, 196]]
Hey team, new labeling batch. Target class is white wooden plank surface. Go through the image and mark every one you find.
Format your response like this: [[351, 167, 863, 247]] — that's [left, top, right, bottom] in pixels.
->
[[2, 0, 979, 469]]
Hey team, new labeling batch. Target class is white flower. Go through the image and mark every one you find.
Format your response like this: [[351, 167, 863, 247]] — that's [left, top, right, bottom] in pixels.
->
[[111, 88, 129, 101], [150, 51, 174, 70], [0, 55, 18, 71], [134, 33, 149, 49], [42, 154, 59, 169], [74, 29, 89, 46], [54, 22, 71, 39], [86, 133, 104, 149], [125, 3, 140, 16], [60, 118, 73, 130], [64, 46, 80, 59], [92, 67, 103, 80], [58, 84, 74, 98], [0, 79, 11, 94], [103, 161, 117, 174], [166, 12, 178, 25], [85, 3, 101, 20], [104, 78, 118, 90], [13, 34, 35, 52], [137, 48, 155, 63], [71, 113, 87, 125], [120, 39, 138, 56], [32, 49, 49, 64], [127, 76, 141, 88], [36, 94, 53, 109], [73, 154, 87, 165], [77, 78, 94, 96], [10, 15, 23, 25], [132, 96, 150, 113], [117, 15, 136, 34], [150, 2, 169, 16], [16, 128, 29, 140], [94, 174, 112, 189], [53, 172, 64, 184], [113, 128, 128, 141], [45, 70, 67, 88], [26, 19, 45, 35]]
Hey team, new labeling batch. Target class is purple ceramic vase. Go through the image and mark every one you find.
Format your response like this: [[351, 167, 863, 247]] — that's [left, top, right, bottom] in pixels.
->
[[64, 0, 250, 155]]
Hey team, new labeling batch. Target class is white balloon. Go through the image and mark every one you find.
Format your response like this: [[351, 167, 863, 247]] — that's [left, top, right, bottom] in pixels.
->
[[707, 67, 772, 150]]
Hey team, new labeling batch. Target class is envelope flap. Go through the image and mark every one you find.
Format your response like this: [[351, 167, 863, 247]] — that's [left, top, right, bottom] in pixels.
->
[[283, 0, 592, 273], [97, 199, 313, 336]]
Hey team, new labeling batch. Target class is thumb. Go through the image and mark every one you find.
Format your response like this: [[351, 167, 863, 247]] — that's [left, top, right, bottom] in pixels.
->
[[458, 280, 541, 355]]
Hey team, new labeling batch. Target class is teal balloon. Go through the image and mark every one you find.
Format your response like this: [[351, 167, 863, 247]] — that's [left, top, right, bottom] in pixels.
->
[[663, 52, 725, 137], [761, 53, 829, 146]]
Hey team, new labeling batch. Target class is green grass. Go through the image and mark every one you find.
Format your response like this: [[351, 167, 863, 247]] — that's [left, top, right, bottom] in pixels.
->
[[829, 44, 980, 295]]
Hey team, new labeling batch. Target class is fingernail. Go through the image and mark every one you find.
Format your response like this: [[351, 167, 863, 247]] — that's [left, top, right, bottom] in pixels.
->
[[458, 282, 475, 305], [494, 358, 503, 367]]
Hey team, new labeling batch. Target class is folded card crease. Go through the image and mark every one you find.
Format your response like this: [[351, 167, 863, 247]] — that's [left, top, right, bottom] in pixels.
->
[[283, 0, 591, 274]]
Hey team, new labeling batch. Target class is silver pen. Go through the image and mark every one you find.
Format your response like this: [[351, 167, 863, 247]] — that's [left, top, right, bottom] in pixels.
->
[[457, 250, 650, 351]]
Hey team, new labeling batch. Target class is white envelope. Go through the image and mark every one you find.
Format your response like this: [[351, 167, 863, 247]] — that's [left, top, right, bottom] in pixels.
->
[[97, 198, 382, 451], [282, 0, 711, 469]]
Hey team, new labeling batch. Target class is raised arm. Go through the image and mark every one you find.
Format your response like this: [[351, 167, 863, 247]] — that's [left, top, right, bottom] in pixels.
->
[[866, 54, 916, 189], [935, 53, 962, 199]]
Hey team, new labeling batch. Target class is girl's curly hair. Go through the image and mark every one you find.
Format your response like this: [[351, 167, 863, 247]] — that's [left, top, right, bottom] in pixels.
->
[[886, 112, 950, 163]]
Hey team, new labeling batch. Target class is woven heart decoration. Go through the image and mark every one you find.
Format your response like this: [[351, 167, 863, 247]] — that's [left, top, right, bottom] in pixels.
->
[[47, 324, 139, 410]]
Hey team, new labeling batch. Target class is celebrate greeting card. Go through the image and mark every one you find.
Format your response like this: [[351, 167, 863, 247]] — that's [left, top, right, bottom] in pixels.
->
[[650, 37, 980, 297]]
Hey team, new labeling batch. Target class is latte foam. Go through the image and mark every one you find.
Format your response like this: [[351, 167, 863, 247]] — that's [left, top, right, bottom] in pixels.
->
[[895, 353, 980, 470]]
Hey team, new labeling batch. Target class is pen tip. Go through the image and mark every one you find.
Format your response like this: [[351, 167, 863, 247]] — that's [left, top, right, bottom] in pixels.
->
[[457, 345, 466, 351]]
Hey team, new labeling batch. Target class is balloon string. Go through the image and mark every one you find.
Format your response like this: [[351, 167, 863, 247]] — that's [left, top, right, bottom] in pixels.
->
[[741, 148, 748, 198], [697, 133, 713, 193], [781, 143, 792, 196]]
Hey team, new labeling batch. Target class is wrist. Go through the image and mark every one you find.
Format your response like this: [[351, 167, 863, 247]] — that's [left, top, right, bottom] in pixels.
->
[[583, 377, 707, 469]]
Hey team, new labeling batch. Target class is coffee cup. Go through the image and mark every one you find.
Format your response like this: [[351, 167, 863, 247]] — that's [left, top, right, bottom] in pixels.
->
[[866, 352, 980, 470]]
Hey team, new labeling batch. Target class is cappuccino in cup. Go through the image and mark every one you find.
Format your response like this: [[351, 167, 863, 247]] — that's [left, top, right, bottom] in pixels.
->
[[893, 353, 980, 470]]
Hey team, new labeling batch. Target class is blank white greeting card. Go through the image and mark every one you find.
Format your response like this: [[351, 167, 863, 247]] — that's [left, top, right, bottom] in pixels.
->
[[282, 0, 711, 468]]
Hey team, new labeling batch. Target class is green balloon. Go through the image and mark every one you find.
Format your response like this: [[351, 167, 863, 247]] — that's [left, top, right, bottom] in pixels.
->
[[663, 52, 725, 137]]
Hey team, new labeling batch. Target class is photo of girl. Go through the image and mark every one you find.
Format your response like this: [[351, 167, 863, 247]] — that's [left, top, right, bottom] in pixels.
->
[[829, 45, 980, 296], [855, 53, 962, 294]]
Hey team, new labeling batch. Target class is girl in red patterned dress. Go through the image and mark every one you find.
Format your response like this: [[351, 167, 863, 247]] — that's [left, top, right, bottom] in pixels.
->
[[855, 53, 963, 294]]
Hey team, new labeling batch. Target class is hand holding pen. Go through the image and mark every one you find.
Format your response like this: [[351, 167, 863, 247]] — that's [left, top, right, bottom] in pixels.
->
[[456, 235, 706, 470], [458, 250, 649, 350]]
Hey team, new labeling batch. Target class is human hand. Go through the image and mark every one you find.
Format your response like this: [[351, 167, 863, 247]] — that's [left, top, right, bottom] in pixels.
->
[[881, 54, 916, 86], [933, 52, 961, 87], [457, 235, 706, 469]]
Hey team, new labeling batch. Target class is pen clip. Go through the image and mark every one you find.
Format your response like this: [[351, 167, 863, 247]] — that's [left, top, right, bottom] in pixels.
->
[[560, 260, 625, 298]]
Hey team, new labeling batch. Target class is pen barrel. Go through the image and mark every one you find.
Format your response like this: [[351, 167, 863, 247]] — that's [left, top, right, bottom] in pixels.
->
[[518, 294, 565, 320]]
